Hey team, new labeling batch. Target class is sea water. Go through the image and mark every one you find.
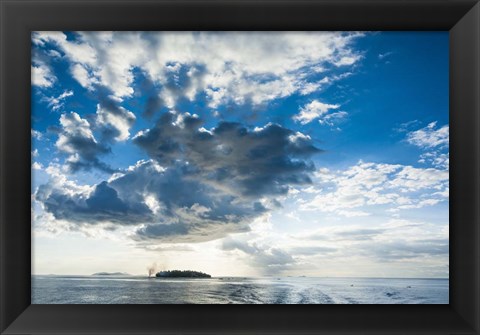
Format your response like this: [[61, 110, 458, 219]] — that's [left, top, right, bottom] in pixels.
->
[[32, 275, 448, 304]]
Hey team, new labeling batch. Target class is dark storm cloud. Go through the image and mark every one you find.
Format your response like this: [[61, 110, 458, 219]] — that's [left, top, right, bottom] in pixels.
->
[[134, 111, 321, 198], [67, 159, 116, 174], [36, 159, 255, 242], [39, 113, 320, 243], [36, 181, 153, 225], [111, 161, 257, 242]]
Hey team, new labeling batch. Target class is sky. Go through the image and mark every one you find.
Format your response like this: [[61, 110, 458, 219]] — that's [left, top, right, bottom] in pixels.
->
[[31, 31, 449, 278]]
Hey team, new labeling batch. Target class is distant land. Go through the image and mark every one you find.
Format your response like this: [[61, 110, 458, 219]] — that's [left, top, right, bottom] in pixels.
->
[[155, 270, 211, 278], [92, 272, 131, 276]]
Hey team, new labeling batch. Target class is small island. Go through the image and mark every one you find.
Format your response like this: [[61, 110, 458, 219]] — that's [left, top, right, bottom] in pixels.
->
[[92, 272, 130, 276], [155, 270, 211, 278]]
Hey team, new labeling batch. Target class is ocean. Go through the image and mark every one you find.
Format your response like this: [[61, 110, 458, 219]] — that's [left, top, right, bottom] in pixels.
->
[[31, 275, 448, 304]]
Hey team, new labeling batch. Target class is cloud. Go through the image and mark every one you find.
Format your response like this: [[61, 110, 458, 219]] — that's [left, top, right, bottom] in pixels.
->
[[32, 162, 43, 170], [334, 54, 361, 66], [405, 121, 449, 170], [300, 161, 448, 216], [364, 238, 449, 261], [393, 120, 421, 133], [95, 103, 136, 142], [31, 64, 56, 88], [36, 180, 153, 227], [221, 237, 295, 275], [299, 228, 385, 242], [36, 114, 320, 243], [289, 246, 337, 256], [71, 63, 97, 89], [31, 129, 43, 140], [406, 121, 449, 149], [335, 228, 386, 240], [42, 90, 73, 111], [55, 112, 113, 173], [378, 51, 394, 60], [134, 112, 321, 198], [293, 100, 341, 125], [36, 159, 259, 243], [32, 31, 364, 108], [318, 111, 348, 126], [388, 165, 448, 192], [418, 152, 449, 169], [293, 219, 448, 269]]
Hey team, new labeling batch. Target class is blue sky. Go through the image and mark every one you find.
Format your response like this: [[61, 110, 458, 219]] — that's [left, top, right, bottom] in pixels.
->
[[31, 32, 449, 278]]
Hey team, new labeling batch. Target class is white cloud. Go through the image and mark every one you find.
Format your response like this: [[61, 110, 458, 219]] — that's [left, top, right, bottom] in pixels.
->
[[406, 121, 449, 149], [300, 161, 448, 216], [405, 121, 449, 170], [71, 64, 97, 90], [318, 111, 348, 126], [32, 31, 364, 107], [31, 64, 56, 88], [418, 151, 449, 169], [293, 100, 341, 125], [32, 162, 43, 170], [31, 129, 43, 140], [387, 165, 448, 192], [43, 90, 74, 111], [56, 112, 96, 154], [334, 55, 361, 66]]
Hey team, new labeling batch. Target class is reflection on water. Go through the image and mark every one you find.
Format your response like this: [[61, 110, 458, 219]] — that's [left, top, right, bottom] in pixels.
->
[[32, 276, 448, 304]]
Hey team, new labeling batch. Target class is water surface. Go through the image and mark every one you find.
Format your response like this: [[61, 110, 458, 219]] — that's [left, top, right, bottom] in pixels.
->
[[32, 275, 448, 304]]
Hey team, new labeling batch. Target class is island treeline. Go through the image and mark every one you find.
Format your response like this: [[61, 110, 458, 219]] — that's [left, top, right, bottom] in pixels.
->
[[155, 270, 211, 278]]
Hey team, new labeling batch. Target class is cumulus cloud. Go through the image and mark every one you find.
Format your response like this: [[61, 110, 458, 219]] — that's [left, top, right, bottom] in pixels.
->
[[32, 64, 56, 88], [96, 103, 136, 142], [55, 112, 113, 172], [134, 112, 321, 198], [32, 31, 363, 108], [37, 114, 321, 243], [293, 100, 342, 125]]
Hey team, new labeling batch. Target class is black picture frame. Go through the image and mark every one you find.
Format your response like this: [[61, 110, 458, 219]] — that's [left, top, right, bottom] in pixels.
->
[[1, 0, 479, 334]]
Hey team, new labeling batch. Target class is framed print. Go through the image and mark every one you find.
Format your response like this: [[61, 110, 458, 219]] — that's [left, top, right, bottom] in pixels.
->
[[1, 0, 479, 334], [29, 30, 451, 306]]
